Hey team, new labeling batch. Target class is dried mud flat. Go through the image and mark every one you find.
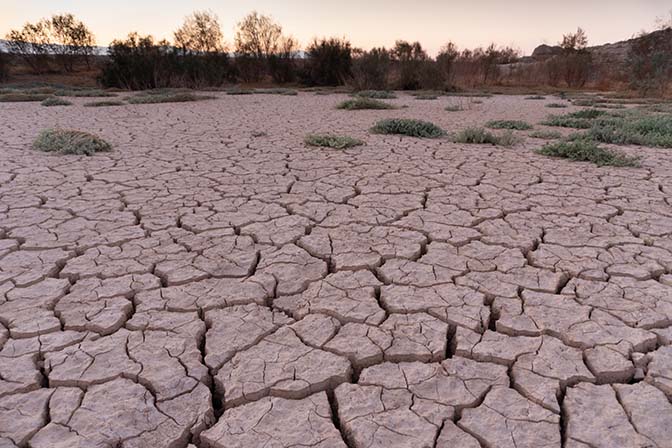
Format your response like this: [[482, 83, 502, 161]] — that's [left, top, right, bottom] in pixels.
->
[[1, 93, 672, 448]]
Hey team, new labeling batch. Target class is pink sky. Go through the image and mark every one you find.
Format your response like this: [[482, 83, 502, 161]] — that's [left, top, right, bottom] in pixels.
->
[[2, 0, 670, 55]]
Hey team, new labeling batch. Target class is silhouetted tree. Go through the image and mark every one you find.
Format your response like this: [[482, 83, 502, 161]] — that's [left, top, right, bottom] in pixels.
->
[[174, 10, 225, 54], [268, 36, 299, 83], [558, 28, 592, 88], [50, 14, 96, 71], [351, 47, 391, 90], [5, 19, 52, 74], [303, 38, 352, 86], [5, 14, 95, 73], [391, 40, 428, 90], [234, 11, 284, 81], [436, 42, 459, 87]]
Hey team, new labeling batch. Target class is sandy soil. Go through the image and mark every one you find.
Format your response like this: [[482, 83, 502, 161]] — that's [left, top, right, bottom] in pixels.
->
[[1, 93, 672, 447]]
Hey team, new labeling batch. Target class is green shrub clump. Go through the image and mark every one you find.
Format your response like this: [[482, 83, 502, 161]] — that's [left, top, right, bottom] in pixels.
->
[[486, 120, 533, 130], [371, 118, 445, 138], [581, 113, 672, 148], [304, 134, 364, 149], [84, 100, 125, 107], [453, 127, 520, 147], [254, 88, 298, 95], [128, 92, 214, 104], [529, 130, 562, 140], [355, 90, 396, 99], [33, 129, 112, 155], [542, 109, 608, 129], [337, 97, 395, 110], [537, 139, 640, 167], [55, 89, 117, 97], [0, 93, 51, 102], [41, 97, 72, 107]]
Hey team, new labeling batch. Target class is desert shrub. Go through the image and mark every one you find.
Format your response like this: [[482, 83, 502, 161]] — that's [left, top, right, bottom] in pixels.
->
[[254, 88, 298, 95], [304, 134, 364, 149], [337, 98, 395, 110], [371, 118, 445, 138], [542, 110, 607, 129], [581, 113, 672, 148], [268, 37, 299, 83], [569, 109, 607, 119], [537, 139, 639, 167], [127, 92, 214, 104], [84, 100, 125, 107], [525, 95, 546, 100], [546, 103, 568, 108], [444, 92, 492, 98], [302, 38, 352, 86], [100, 32, 234, 90], [351, 48, 391, 90], [529, 130, 562, 140], [41, 97, 72, 106], [55, 89, 117, 97], [594, 103, 626, 110], [626, 29, 672, 95], [486, 120, 532, 130], [0, 93, 50, 102], [33, 129, 112, 155], [453, 127, 520, 146], [571, 99, 596, 107], [415, 94, 438, 100], [392, 41, 425, 90], [355, 90, 396, 99], [543, 116, 593, 129], [226, 87, 254, 95]]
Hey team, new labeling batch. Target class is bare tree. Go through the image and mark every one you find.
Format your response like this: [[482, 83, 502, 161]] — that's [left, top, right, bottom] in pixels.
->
[[437, 42, 459, 86], [174, 11, 225, 54], [50, 14, 96, 71], [5, 19, 52, 73], [5, 14, 95, 73], [268, 35, 299, 83], [560, 27, 588, 51], [558, 28, 592, 88], [234, 11, 282, 59]]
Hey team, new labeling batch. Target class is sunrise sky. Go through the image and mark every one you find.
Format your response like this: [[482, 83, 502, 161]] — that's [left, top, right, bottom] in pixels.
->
[[2, 0, 670, 55]]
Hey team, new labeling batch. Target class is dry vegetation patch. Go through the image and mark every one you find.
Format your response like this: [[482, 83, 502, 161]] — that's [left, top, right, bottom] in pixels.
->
[[33, 129, 112, 155], [371, 118, 445, 138]]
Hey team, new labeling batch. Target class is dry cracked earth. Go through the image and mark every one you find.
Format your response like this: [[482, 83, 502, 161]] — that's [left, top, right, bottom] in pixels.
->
[[1, 93, 672, 448]]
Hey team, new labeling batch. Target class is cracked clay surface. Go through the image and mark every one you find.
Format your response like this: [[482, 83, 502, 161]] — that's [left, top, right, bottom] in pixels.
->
[[1, 93, 672, 447]]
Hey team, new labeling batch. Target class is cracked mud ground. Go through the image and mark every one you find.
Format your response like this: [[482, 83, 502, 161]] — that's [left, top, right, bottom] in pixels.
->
[[1, 93, 672, 448]]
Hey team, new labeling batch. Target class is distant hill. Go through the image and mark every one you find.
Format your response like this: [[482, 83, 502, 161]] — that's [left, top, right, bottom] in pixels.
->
[[528, 27, 672, 64]]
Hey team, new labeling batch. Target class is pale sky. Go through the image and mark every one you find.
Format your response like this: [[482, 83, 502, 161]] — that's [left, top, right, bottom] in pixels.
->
[[2, 0, 670, 55]]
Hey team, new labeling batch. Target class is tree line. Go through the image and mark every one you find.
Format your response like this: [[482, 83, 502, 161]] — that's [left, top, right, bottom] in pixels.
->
[[2, 10, 670, 94]]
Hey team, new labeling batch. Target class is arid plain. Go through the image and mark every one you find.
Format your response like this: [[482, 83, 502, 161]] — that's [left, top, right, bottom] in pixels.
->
[[2, 92, 672, 448]]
